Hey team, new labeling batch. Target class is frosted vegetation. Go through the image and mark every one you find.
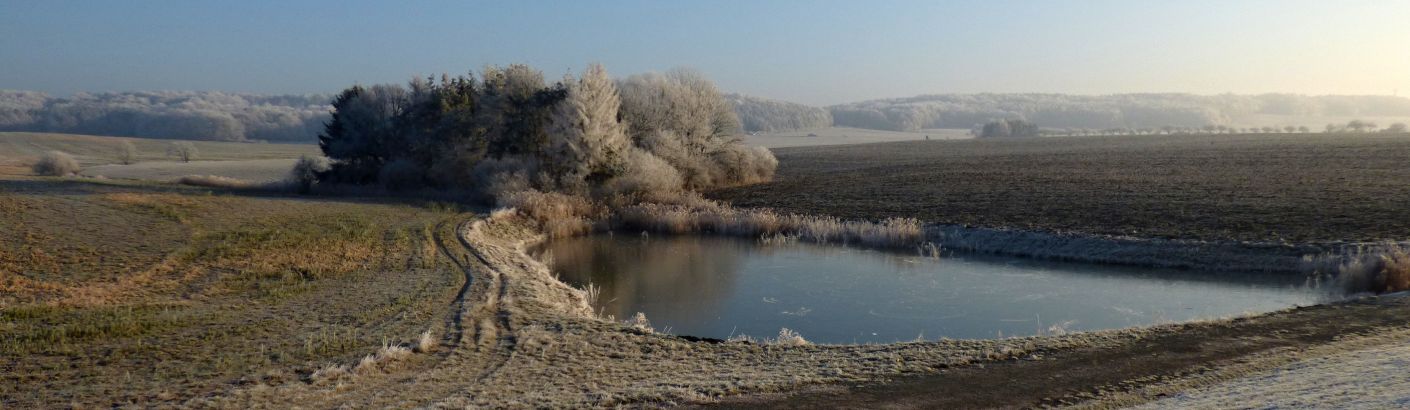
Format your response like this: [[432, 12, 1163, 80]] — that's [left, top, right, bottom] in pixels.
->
[[828, 93, 1410, 132], [725, 93, 833, 133], [315, 64, 774, 206], [0, 90, 330, 142], [7, 88, 1409, 143]]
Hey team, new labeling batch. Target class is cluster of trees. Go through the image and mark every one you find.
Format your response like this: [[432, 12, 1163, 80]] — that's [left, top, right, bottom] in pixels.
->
[[1022, 121, 1407, 137], [827, 93, 1410, 132], [725, 93, 833, 133], [975, 119, 1040, 138], [0, 90, 331, 142], [317, 64, 775, 201], [1324, 120, 1409, 133], [1047, 125, 1315, 136]]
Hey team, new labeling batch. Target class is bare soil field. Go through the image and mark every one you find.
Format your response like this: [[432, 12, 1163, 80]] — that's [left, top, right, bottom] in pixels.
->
[[714, 133, 1410, 243], [743, 126, 971, 148]]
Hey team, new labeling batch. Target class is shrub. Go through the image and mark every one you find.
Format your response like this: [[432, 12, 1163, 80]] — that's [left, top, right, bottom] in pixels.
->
[[413, 330, 436, 353], [1323, 245, 1410, 294], [499, 190, 602, 238], [625, 312, 654, 334], [31, 151, 80, 176], [770, 328, 809, 346], [289, 155, 330, 194]]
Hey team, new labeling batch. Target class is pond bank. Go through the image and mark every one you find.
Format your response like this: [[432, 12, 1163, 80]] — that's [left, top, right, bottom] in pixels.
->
[[214, 214, 1410, 407], [926, 224, 1405, 274]]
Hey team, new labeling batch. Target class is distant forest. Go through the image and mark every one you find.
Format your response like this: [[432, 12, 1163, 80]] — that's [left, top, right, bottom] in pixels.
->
[[5, 89, 1410, 142], [827, 94, 1410, 132], [725, 93, 832, 133], [0, 90, 331, 142]]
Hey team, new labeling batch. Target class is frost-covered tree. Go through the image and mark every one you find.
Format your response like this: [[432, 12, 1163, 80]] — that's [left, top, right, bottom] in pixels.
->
[[116, 140, 138, 165], [978, 119, 1038, 138], [0, 90, 330, 142], [545, 64, 632, 192], [312, 64, 773, 199], [726, 93, 833, 132], [166, 141, 198, 162]]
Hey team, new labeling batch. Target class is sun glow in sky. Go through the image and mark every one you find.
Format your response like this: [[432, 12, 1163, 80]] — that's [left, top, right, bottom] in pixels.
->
[[2, 0, 1407, 104]]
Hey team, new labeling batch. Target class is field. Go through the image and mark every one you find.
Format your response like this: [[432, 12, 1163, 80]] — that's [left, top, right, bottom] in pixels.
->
[[0, 132, 317, 182], [743, 126, 971, 148], [0, 178, 466, 407], [5, 131, 1410, 407], [715, 132, 1410, 243]]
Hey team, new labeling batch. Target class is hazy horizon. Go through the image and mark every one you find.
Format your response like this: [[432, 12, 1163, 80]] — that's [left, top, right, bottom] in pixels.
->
[[3, 0, 1408, 105]]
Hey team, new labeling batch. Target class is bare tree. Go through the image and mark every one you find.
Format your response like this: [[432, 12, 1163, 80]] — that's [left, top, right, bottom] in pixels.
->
[[116, 140, 138, 165], [167, 141, 198, 162], [1387, 123, 1408, 133]]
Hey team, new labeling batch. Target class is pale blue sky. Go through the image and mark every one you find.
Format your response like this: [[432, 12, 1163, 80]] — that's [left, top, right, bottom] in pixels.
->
[[2, 0, 1407, 105]]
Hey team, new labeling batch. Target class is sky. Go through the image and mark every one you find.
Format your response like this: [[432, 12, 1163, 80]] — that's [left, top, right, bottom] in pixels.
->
[[2, 0, 1407, 105]]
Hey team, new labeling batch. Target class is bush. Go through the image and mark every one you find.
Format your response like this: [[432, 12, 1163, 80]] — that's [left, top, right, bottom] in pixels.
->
[[1323, 245, 1410, 294], [31, 151, 80, 176], [289, 155, 330, 193]]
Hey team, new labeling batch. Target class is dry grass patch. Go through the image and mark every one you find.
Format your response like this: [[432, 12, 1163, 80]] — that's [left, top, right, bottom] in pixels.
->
[[1309, 244, 1410, 294], [103, 192, 203, 223], [2, 183, 466, 407]]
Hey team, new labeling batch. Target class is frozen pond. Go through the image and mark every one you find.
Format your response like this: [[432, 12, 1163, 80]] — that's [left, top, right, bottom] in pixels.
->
[[536, 234, 1332, 344]]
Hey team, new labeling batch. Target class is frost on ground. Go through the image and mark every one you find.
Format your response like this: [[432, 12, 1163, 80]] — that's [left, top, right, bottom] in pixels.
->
[[82, 158, 298, 182], [1135, 337, 1410, 409]]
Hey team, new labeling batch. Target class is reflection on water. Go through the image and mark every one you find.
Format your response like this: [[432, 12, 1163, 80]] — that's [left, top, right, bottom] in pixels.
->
[[534, 234, 1333, 344]]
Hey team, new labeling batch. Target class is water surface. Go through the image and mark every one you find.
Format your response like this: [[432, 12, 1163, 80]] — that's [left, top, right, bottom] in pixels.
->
[[536, 234, 1330, 344]]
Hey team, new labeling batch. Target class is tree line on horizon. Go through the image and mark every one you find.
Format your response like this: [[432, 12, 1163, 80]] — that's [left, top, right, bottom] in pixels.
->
[[975, 119, 1408, 138], [6, 87, 1410, 143], [0, 90, 330, 142], [828, 93, 1410, 132]]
